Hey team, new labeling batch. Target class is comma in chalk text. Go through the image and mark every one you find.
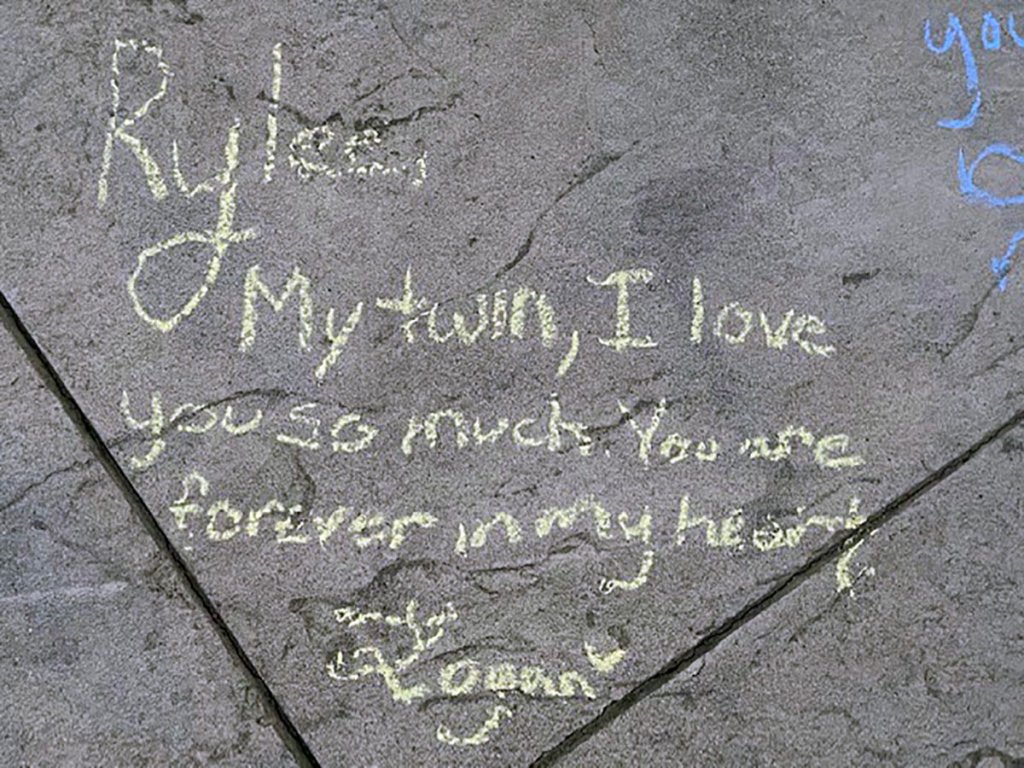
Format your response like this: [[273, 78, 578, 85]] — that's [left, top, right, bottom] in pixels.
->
[[95, 39, 839, 381]]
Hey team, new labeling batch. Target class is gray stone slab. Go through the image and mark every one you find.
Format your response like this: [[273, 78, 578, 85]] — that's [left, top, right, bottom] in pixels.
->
[[1, 0, 1023, 764], [0, 329, 294, 765], [556, 422, 1024, 767]]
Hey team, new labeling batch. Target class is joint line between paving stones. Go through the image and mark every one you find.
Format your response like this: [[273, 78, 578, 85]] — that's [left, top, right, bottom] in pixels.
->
[[0, 290, 321, 768], [529, 404, 1024, 767]]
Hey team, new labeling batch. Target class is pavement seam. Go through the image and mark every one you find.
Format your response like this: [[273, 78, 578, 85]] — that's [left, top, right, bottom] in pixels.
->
[[529, 404, 1024, 767], [0, 290, 322, 768]]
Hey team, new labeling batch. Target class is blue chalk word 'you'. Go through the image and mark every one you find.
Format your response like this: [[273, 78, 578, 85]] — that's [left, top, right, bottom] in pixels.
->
[[924, 11, 1024, 129]]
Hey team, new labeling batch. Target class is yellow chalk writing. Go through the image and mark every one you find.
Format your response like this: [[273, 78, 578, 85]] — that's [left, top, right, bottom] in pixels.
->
[[127, 121, 256, 332], [557, 329, 580, 377], [98, 39, 171, 206], [221, 404, 263, 435], [676, 495, 864, 554], [263, 42, 283, 183], [328, 600, 457, 703], [584, 642, 626, 673], [690, 276, 704, 344], [759, 309, 794, 349], [169, 470, 209, 531], [740, 427, 864, 470], [455, 512, 523, 556], [168, 472, 434, 550], [436, 706, 513, 747], [401, 396, 592, 457], [438, 659, 596, 700], [621, 399, 720, 466], [315, 301, 365, 380], [169, 402, 218, 434], [289, 125, 428, 186], [792, 314, 835, 357], [589, 269, 657, 352], [329, 412, 378, 454], [599, 550, 655, 594], [276, 402, 321, 450], [240, 265, 314, 352], [535, 496, 612, 540], [119, 389, 165, 469]]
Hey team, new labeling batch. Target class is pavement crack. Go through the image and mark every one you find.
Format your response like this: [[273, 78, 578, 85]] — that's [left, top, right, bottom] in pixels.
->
[[948, 747, 1024, 768], [291, 453, 318, 515], [0, 290, 322, 768], [165, 387, 293, 433], [942, 277, 999, 360], [353, 91, 462, 135], [255, 94, 331, 130], [490, 146, 636, 286], [384, 4, 450, 82], [388, 144, 637, 323], [785, 589, 845, 646], [840, 268, 880, 287], [0, 456, 95, 513], [971, 336, 1024, 379], [588, 397, 680, 450], [352, 71, 408, 104], [581, 14, 606, 74], [528, 404, 1024, 767]]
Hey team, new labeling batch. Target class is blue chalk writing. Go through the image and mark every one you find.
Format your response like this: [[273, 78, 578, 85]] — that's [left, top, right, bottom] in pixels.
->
[[957, 144, 1024, 208], [1008, 14, 1024, 48], [958, 143, 1024, 288], [924, 13, 980, 129], [926, 12, 1024, 289], [982, 12, 1001, 50], [991, 230, 1024, 291]]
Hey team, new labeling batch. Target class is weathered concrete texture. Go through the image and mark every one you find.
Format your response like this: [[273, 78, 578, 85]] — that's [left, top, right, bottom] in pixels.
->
[[0, 327, 294, 765], [558, 427, 1024, 767], [1, 0, 1024, 764]]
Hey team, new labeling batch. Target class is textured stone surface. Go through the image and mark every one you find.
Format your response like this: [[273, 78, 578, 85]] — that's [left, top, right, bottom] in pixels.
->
[[559, 427, 1024, 767], [0, 326, 295, 765], [1, 0, 1023, 765]]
